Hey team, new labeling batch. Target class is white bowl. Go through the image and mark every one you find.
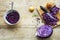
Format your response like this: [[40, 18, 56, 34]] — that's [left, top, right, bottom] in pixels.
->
[[4, 10, 20, 25]]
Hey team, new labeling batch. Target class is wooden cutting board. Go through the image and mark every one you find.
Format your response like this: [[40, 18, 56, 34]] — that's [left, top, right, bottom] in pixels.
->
[[37, 7, 60, 29]]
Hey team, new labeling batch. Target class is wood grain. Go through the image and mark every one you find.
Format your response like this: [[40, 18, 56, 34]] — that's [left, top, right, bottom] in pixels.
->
[[0, 0, 60, 40]]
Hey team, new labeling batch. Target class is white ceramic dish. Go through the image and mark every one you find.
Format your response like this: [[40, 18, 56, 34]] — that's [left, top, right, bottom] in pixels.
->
[[4, 10, 20, 25]]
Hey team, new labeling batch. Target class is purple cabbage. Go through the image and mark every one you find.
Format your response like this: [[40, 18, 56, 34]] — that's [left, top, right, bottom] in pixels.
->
[[42, 5, 60, 26], [42, 13, 58, 26], [37, 25, 53, 38], [50, 5, 60, 15], [6, 10, 20, 24]]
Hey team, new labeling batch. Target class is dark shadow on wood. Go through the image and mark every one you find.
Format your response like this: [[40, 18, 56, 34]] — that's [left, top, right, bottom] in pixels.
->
[[36, 36, 53, 40], [0, 24, 21, 32]]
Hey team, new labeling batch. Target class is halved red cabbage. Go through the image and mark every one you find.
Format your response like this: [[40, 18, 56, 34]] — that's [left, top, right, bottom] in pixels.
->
[[37, 25, 53, 38]]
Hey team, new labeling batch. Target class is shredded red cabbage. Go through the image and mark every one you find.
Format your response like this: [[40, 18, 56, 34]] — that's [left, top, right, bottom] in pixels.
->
[[6, 10, 20, 24]]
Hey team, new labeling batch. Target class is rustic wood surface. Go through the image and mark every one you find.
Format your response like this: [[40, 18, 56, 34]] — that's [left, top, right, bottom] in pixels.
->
[[0, 0, 60, 40]]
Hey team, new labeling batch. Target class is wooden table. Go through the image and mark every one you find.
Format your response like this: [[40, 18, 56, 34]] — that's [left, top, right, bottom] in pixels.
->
[[0, 0, 60, 40]]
